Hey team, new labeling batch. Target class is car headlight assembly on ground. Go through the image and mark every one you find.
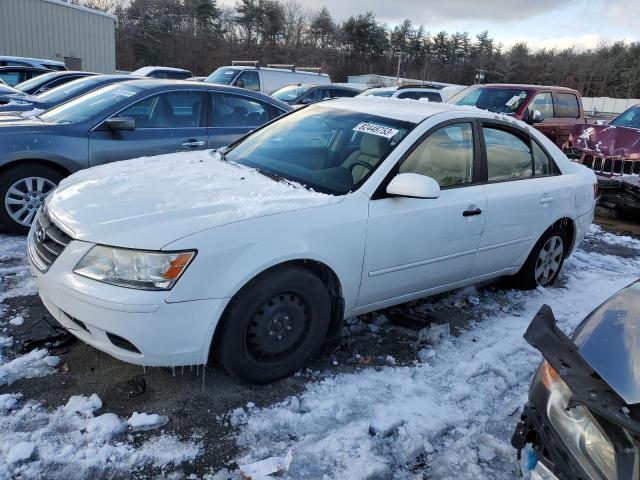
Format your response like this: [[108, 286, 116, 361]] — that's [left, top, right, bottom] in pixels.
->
[[74, 245, 195, 290], [540, 361, 617, 480]]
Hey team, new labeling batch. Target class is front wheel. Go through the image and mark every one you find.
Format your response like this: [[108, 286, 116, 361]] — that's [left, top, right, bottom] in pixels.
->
[[214, 266, 331, 383], [0, 163, 63, 234], [514, 227, 568, 289]]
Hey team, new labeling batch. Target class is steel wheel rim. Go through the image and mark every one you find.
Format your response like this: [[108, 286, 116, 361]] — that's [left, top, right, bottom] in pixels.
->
[[535, 235, 564, 286], [246, 292, 310, 362], [5, 176, 57, 226]]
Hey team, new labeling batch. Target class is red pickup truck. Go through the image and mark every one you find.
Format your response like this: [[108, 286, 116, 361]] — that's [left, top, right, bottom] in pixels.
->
[[449, 83, 586, 147]]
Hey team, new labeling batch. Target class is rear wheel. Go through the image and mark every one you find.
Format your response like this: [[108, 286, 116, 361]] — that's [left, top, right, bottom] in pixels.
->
[[0, 163, 63, 234], [514, 227, 568, 289], [214, 265, 331, 383]]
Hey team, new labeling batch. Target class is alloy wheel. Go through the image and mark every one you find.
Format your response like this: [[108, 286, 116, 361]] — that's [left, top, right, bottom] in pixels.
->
[[4, 176, 57, 227], [535, 235, 564, 286]]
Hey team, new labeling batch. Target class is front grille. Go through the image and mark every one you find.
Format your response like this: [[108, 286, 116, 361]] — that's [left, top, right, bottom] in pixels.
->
[[30, 208, 72, 272], [583, 155, 594, 169]]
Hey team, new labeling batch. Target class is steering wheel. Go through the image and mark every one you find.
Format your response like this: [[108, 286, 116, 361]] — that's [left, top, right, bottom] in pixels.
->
[[347, 161, 374, 173]]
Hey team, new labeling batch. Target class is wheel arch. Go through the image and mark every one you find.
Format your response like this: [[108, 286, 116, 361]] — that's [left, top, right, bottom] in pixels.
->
[[209, 258, 345, 360], [0, 158, 72, 178]]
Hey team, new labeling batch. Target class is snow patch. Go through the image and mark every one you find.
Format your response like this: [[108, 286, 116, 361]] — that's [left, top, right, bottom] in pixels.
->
[[127, 412, 169, 431]]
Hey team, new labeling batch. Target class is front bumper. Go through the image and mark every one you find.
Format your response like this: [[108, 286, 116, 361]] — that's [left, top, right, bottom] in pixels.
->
[[28, 234, 228, 366], [512, 403, 585, 480]]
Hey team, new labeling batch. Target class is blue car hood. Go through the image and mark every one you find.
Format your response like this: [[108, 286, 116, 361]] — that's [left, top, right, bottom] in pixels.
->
[[573, 281, 640, 405]]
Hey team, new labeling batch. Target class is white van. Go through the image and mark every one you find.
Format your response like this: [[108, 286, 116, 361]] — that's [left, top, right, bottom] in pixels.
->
[[205, 62, 331, 95]]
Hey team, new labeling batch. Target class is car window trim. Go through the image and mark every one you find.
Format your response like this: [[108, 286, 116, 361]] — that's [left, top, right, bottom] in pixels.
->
[[371, 117, 483, 200], [90, 88, 284, 132], [478, 119, 562, 184]]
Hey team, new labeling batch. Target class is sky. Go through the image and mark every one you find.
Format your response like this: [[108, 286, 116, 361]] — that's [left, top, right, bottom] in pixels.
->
[[219, 0, 638, 51]]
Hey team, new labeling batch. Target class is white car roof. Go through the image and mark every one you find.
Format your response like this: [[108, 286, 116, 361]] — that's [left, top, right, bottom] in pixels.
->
[[320, 97, 483, 123], [220, 66, 330, 78], [131, 66, 191, 75]]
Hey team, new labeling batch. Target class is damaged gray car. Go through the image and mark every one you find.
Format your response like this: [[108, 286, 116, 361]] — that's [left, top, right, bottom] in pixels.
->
[[512, 281, 640, 480]]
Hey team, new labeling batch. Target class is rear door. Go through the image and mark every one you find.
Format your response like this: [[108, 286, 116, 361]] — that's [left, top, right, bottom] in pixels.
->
[[207, 92, 283, 148], [472, 121, 566, 275], [88, 90, 208, 166]]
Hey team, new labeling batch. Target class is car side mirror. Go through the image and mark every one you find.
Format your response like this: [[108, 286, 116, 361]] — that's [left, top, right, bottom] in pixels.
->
[[104, 117, 135, 131], [386, 173, 440, 199], [527, 109, 542, 124]]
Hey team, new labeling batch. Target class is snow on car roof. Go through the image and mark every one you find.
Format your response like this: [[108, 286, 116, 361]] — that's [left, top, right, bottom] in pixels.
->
[[321, 97, 483, 123], [131, 66, 192, 75]]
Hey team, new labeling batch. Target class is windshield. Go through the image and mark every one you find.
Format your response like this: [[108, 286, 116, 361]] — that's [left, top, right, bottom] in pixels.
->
[[40, 84, 142, 123], [360, 89, 394, 97], [205, 68, 239, 85], [272, 85, 310, 103], [451, 87, 530, 114], [611, 106, 640, 129], [0, 84, 22, 95], [14, 72, 58, 92], [224, 105, 415, 195], [37, 76, 104, 102]]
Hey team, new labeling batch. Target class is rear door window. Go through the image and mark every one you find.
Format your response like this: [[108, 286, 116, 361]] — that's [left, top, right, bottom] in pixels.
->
[[396, 91, 418, 100], [555, 93, 580, 118], [212, 93, 272, 127], [416, 91, 442, 102], [484, 127, 533, 181]]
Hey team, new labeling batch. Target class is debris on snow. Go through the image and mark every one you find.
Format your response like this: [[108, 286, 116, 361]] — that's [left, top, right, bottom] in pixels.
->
[[239, 448, 293, 480], [0, 393, 21, 412], [0, 348, 59, 385], [418, 322, 451, 345], [127, 412, 169, 431]]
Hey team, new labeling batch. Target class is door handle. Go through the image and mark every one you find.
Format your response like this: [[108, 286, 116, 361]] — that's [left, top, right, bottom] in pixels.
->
[[540, 196, 555, 205], [181, 140, 205, 148], [463, 208, 482, 217]]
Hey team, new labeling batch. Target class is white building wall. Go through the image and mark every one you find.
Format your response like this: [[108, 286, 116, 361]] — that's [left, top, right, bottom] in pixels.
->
[[0, 0, 116, 72]]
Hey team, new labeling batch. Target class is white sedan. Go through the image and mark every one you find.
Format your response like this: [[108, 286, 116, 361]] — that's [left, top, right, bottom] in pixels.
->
[[27, 99, 597, 383]]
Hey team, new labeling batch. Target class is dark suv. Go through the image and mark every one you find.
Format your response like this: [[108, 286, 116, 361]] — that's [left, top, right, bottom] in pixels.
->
[[449, 83, 586, 146]]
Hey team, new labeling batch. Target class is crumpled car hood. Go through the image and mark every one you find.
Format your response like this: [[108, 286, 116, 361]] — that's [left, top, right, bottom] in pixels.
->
[[46, 150, 342, 249], [573, 280, 640, 405], [569, 124, 640, 160]]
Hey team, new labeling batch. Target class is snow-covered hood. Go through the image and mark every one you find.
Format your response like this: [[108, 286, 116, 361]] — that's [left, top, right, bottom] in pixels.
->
[[46, 150, 343, 249], [573, 280, 640, 405]]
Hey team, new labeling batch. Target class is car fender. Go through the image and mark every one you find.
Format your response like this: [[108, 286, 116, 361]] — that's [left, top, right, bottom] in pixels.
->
[[163, 193, 369, 310]]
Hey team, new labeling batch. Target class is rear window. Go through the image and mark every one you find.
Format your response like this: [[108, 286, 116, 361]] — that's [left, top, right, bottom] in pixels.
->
[[555, 93, 580, 118], [451, 87, 530, 114]]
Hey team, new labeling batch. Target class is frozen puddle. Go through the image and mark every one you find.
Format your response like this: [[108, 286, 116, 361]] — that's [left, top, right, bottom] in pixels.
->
[[214, 226, 640, 480]]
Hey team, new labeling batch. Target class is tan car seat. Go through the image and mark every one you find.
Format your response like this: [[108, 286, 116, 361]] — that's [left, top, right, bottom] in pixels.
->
[[343, 134, 387, 183]]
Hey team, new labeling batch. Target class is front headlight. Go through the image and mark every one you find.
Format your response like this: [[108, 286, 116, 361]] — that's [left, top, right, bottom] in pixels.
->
[[541, 361, 617, 480], [74, 245, 196, 290]]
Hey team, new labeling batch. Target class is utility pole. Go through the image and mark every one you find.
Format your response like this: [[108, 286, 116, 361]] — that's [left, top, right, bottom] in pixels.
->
[[394, 52, 409, 86]]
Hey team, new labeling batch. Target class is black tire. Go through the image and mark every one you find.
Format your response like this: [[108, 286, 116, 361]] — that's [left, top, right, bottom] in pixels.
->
[[0, 163, 64, 234], [514, 226, 569, 290], [214, 265, 331, 383]]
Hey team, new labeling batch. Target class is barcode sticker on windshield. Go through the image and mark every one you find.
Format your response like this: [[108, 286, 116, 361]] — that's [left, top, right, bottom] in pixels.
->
[[353, 123, 399, 139], [505, 95, 520, 107]]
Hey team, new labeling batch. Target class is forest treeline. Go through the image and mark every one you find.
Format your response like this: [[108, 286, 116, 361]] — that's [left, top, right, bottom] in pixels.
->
[[76, 0, 640, 98]]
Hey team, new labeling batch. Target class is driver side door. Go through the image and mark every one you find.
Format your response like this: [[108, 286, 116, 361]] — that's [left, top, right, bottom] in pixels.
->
[[358, 121, 488, 308]]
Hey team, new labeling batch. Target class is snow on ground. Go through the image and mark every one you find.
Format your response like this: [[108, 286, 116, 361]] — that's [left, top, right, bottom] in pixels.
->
[[213, 226, 640, 480], [0, 235, 201, 479], [0, 393, 201, 480], [0, 235, 36, 303]]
